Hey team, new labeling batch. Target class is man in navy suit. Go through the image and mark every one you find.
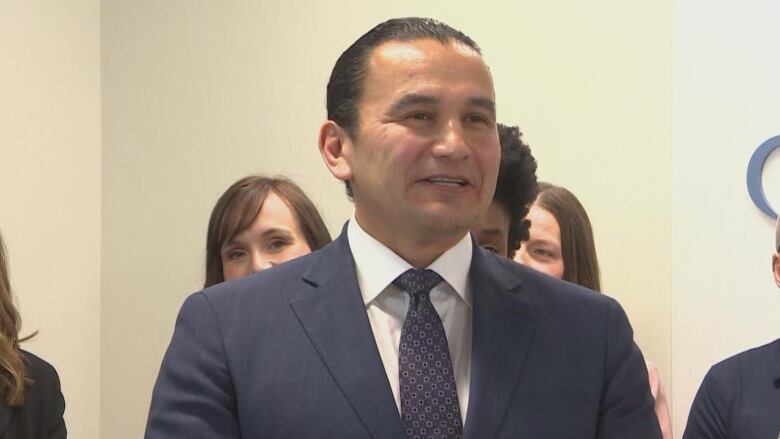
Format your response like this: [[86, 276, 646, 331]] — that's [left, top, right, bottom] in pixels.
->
[[145, 17, 661, 438], [683, 216, 780, 438]]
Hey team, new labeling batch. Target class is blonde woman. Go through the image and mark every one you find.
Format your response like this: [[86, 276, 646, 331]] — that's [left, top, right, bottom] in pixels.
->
[[0, 231, 66, 438]]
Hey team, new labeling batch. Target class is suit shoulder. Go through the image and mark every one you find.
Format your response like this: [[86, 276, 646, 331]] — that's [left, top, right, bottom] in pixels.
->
[[17, 350, 66, 437], [203, 251, 316, 298], [20, 350, 61, 386], [19, 350, 64, 410], [499, 256, 611, 305], [480, 252, 618, 325], [195, 248, 331, 321], [707, 338, 780, 381]]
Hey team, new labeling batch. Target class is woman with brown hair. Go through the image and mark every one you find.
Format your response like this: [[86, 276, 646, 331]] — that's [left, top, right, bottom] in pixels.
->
[[515, 182, 672, 439], [515, 182, 601, 290], [205, 175, 332, 287], [0, 232, 66, 438]]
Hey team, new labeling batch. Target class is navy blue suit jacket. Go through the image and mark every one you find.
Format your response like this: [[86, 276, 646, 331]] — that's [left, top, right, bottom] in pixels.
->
[[683, 338, 780, 439], [146, 228, 660, 438]]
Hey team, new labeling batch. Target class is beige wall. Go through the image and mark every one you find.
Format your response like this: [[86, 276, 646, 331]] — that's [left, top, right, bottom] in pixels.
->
[[0, 1, 101, 438], [485, 0, 673, 396]]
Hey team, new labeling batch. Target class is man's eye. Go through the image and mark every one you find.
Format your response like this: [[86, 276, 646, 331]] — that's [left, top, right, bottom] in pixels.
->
[[465, 113, 489, 125], [406, 111, 433, 121]]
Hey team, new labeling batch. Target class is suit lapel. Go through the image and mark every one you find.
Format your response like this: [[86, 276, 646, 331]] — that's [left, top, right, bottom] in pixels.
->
[[290, 229, 405, 439], [464, 246, 539, 439]]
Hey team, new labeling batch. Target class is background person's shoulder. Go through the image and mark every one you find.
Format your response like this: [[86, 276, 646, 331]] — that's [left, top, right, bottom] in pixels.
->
[[21, 350, 61, 386]]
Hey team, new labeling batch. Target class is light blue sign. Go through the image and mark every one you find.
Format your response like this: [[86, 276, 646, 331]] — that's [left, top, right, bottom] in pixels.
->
[[747, 134, 780, 219]]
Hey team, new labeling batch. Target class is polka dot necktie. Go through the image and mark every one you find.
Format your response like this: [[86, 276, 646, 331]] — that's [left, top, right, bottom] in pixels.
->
[[394, 269, 464, 439]]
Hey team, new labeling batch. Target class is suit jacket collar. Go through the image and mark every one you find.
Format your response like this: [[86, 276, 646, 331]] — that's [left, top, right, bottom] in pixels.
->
[[346, 217, 473, 307], [294, 226, 541, 439], [291, 226, 405, 439], [463, 240, 540, 438]]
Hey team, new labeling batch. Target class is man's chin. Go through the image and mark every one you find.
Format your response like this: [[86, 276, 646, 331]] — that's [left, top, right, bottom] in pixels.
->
[[414, 210, 476, 235]]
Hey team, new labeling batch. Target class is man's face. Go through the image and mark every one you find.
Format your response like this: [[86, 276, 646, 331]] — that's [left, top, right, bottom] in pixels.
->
[[472, 201, 511, 258], [342, 39, 499, 246], [773, 251, 779, 288]]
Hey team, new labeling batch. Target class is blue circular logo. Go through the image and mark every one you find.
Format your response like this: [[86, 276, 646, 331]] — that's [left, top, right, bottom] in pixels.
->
[[747, 134, 780, 219]]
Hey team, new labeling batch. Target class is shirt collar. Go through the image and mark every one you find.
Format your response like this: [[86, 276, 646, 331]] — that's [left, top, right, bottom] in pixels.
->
[[347, 214, 473, 307]]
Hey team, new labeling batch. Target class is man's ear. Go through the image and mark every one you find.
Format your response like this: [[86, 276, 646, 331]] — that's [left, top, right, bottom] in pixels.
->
[[319, 120, 354, 183], [773, 253, 780, 288]]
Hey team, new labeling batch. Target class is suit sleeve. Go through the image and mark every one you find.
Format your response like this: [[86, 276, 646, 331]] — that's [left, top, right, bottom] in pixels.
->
[[145, 292, 240, 439], [682, 367, 728, 439], [596, 299, 662, 439]]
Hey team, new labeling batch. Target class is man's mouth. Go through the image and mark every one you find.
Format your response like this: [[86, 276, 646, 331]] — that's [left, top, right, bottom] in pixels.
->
[[424, 177, 469, 188]]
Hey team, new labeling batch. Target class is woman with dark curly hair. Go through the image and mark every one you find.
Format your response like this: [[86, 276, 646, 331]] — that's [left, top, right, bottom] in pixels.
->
[[0, 231, 66, 438], [471, 123, 539, 258]]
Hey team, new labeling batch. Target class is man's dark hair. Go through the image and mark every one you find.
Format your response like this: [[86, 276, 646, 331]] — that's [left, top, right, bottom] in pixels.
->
[[495, 123, 538, 258], [327, 18, 480, 197], [327, 17, 480, 138]]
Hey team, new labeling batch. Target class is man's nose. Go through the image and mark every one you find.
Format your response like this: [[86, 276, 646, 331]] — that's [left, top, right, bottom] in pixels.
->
[[432, 120, 469, 160]]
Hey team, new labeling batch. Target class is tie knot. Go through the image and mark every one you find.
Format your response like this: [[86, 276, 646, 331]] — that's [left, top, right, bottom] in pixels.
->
[[392, 269, 442, 297]]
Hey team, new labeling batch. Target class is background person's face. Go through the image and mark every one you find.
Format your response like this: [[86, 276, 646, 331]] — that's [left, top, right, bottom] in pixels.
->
[[472, 201, 511, 257], [515, 203, 564, 278], [343, 39, 500, 246], [773, 252, 779, 288], [220, 192, 311, 280]]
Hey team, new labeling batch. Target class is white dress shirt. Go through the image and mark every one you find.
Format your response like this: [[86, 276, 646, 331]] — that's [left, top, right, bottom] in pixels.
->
[[347, 216, 473, 421]]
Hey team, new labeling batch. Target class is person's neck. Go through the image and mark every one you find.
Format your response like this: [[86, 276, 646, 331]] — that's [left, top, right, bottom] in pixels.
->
[[354, 214, 467, 269]]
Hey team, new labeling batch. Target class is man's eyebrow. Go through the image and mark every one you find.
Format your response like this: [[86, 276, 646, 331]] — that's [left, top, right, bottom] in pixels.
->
[[386, 94, 496, 117], [387, 93, 439, 114], [467, 96, 496, 117]]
